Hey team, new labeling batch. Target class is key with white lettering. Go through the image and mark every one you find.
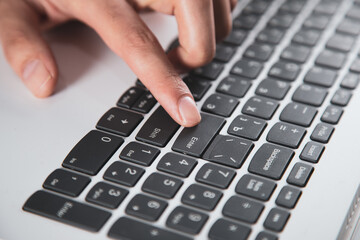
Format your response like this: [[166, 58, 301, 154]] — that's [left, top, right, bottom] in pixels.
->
[[311, 123, 334, 143], [276, 186, 302, 209], [172, 113, 225, 157], [267, 122, 306, 149], [157, 153, 197, 177], [86, 182, 128, 209], [202, 93, 239, 117], [264, 208, 290, 232], [196, 163, 236, 189], [126, 194, 168, 221], [142, 173, 183, 199], [287, 163, 314, 187], [300, 142, 325, 163], [209, 218, 251, 240], [236, 174, 276, 201], [223, 195, 264, 223], [321, 105, 343, 124], [104, 161, 145, 187], [280, 102, 317, 127], [120, 141, 160, 166], [242, 96, 279, 120], [182, 184, 223, 211], [228, 115, 267, 140]]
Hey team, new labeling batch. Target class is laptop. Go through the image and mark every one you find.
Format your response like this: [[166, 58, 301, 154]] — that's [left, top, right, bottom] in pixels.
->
[[1, 0, 360, 239]]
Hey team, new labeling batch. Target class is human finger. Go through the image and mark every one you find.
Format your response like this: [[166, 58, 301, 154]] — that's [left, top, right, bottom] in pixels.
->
[[213, 0, 233, 41]]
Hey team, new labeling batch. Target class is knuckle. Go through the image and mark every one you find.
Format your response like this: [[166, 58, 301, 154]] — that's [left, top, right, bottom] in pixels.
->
[[188, 45, 215, 67], [123, 27, 158, 50]]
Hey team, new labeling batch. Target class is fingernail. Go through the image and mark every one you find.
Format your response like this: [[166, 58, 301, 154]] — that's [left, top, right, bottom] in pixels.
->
[[178, 95, 201, 127], [23, 59, 52, 97]]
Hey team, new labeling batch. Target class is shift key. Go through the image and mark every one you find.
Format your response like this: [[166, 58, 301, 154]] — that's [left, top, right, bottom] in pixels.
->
[[172, 113, 225, 157]]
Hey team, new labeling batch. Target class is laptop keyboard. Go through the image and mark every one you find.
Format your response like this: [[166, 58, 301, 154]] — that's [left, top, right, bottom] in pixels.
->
[[23, 0, 360, 239]]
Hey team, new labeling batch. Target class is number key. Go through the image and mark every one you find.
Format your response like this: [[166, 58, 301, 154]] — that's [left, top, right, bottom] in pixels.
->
[[86, 182, 128, 209], [182, 184, 223, 211], [104, 161, 145, 187]]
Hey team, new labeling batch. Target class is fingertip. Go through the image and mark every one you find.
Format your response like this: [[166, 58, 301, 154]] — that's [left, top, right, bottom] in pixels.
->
[[178, 95, 201, 127]]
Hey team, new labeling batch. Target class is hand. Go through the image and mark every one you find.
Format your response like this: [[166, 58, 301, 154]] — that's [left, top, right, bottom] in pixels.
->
[[0, 0, 236, 127]]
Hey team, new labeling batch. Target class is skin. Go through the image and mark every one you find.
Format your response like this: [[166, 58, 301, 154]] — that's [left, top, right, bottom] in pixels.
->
[[0, 0, 237, 127]]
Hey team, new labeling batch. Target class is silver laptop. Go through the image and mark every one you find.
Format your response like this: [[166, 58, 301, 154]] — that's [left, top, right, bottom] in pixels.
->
[[1, 0, 360, 239]]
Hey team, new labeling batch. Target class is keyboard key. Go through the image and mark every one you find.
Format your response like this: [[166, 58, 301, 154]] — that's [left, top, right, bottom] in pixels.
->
[[350, 58, 360, 73], [97, 107, 143, 137], [203, 135, 254, 168], [267, 122, 306, 149], [321, 105, 343, 124], [292, 84, 328, 107], [223, 195, 264, 223], [192, 61, 224, 80], [104, 161, 145, 187], [256, 231, 278, 240], [256, 78, 290, 100], [315, 49, 346, 69], [326, 34, 355, 52], [183, 76, 211, 101], [264, 208, 290, 232], [314, 1, 338, 15], [304, 67, 337, 88], [303, 15, 329, 30], [292, 29, 321, 46], [63, 130, 123, 175], [23, 190, 111, 232], [287, 163, 314, 187], [233, 14, 259, 30], [209, 218, 251, 240], [268, 13, 295, 29], [337, 18, 360, 36], [215, 44, 236, 62], [172, 113, 225, 157], [131, 92, 157, 113], [120, 141, 160, 166], [275, 186, 302, 209], [196, 163, 236, 189], [236, 174, 276, 201], [231, 59, 263, 79], [216, 75, 252, 98], [167, 206, 209, 235], [280, 102, 318, 127], [142, 173, 183, 199], [257, 28, 285, 45], [202, 93, 239, 117], [157, 153, 197, 177], [341, 73, 359, 89], [331, 89, 352, 106], [228, 115, 267, 141], [281, 45, 311, 63], [243, 0, 270, 15], [117, 87, 145, 108], [136, 107, 180, 147], [268, 62, 300, 81], [300, 142, 325, 163], [244, 43, 274, 61], [109, 217, 192, 240], [248, 143, 294, 180], [86, 182, 128, 209], [242, 96, 279, 120], [182, 184, 223, 211], [279, 0, 305, 14], [224, 29, 248, 46], [311, 123, 334, 143], [126, 194, 167, 221], [347, 5, 360, 19]]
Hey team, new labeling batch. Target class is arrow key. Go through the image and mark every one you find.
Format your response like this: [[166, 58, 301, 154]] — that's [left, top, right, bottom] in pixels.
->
[[104, 161, 145, 187]]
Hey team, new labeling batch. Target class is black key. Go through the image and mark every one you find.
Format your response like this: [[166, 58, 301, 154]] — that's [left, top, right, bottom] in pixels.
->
[[136, 107, 180, 147], [244, 43, 274, 61], [347, 5, 360, 19], [172, 113, 225, 157], [196, 163, 236, 189], [292, 84, 328, 107], [183, 76, 211, 101], [287, 162, 314, 187], [136, 79, 146, 88], [304, 66, 337, 88], [242, 96, 279, 120], [337, 18, 360, 36], [209, 218, 251, 240], [276, 186, 302, 209], [311, 123, 334, 143], [280, 45, 311, 63], [231, 59, 263, 79], [280, 102, 318, 127], [192, 62, 224, 80], [321, 105, 343, 124], [248, 143, 294, 180], [236, 174, 276, 201], [215, 44, 236, 62], [131, 92, 157, 113], [243, 0, 270, 15], [279, 0, 305, 14], [331, 89, 352, 106], [303, 15, 329, 30], [267, 122, 306, 149], [182, 184, 223, 211], [315, 49, 346, 69], [203, 135, 254, 168], [256, 231, 278, 240], [142, 173, 183, 199], [97, 107, 143, 137], [224, 29, 247, 46], [223, 195, 264, 223], [202, 93, 239, 117], [216, 75, 252, 98], [120, 141, 160, 166], [23, 190, 111, 232], [157, 153, 197, 177], [233, 14, 259, 30], [257, 28, 285, 45], [292, 29, 321, 46], [43, 169, 90, 197], [126, 194, 168, 221], [166, 206, 209, 235], [62, 130, 123, 175], [264, 208, 290, 232], [109, 217, 192, 240], [351, 58, 360, 73], [104, 161, 145, 187], [117, 87, 145, 108], [256, 78, 290, 100], [326, 34, 355, 52], [341, 73, 360, 89], [268, 13, 295, 29], [228, 115, 267, 141], [268, 62, 301, 81], [300, 142, 325, 163], [314, 1, 338, 15], [86, 182, 128, 209]]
